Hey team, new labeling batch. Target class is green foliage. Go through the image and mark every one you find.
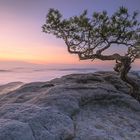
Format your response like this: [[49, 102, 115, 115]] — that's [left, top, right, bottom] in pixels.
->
[[43, 7, 140, 62]]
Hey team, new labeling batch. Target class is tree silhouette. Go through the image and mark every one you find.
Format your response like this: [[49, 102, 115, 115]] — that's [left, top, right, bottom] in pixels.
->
[[42, 7, 140, 98]]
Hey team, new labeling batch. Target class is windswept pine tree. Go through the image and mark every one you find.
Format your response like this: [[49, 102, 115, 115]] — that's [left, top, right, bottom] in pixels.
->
[[43, 7, 140, 99]]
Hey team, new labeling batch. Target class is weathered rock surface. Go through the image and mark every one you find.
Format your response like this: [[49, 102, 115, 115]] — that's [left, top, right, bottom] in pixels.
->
[[0, 71, 140, 140], [0, 82, 23, 95]]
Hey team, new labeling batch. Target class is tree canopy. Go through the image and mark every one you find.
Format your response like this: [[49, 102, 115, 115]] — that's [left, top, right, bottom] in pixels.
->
[[43, 7, 140, 63], [42, 7, 140, 98]]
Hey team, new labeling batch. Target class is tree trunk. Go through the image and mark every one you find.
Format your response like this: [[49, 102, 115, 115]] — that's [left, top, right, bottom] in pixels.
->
[[114, 57, 139, 100], [77, 52, 139, 100]]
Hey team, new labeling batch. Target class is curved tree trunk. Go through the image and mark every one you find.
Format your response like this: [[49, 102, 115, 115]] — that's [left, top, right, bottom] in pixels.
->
[[114, 57, 139, 100], [77, 52, 139, 100]]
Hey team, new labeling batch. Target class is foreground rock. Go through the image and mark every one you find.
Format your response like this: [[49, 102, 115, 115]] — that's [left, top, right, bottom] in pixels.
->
[[0, 71, 140, 140]]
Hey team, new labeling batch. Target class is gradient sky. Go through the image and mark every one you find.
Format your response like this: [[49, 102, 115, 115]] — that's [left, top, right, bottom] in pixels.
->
[[0, 0, 140, 68]]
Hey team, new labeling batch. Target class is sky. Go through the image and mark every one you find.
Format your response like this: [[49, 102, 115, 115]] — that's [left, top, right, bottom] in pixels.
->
[[0, 0, 140, 69]]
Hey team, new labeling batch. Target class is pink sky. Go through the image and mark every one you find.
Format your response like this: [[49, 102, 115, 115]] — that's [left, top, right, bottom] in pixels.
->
[[0, 0, 140, 69]]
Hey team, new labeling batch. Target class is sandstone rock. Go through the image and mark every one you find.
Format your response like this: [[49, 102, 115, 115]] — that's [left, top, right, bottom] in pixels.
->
[[0, 82, 23, 95], [0, 72, 140, 140], [0, 119, 34, 140]]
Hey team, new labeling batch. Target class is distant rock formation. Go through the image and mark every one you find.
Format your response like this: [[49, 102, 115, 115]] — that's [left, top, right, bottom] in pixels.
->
[[0, 71, 140, 140]]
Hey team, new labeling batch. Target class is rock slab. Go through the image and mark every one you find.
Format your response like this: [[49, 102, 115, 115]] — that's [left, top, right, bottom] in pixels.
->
[[0, 71, 140, 140]]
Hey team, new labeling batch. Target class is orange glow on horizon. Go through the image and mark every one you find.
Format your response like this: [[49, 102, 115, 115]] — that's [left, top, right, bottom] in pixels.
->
[[0, 2, 140, 69]]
